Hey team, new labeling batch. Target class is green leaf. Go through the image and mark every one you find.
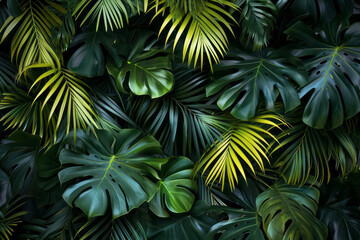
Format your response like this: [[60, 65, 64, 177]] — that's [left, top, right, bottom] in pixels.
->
[[0, 0, 64, 72], [149, 156, 196, 217], [149, 0, 238, 70], [73, 0, 135, 31], [67, 26, 120, 78], [6, 0, 22, 17], [58, 129, 167, 218], [256, 183, 328, 240], [143, 201, 217, 240], [206, 207, 265, 240], [233, 0, 277, 49], [277, 0, 354, 23], [285, 21, 360, 128], [0, 88, 58, 146], [0, 130, 42, 196], [208, 48, 307, 120], [38, 201, 79, 240], [193, 111, 283, 190], [29, 67, 98, 141], [107, 31, 174, 98], [77, 212, 146, 240], [318, 171, 360, 240], [0, 169, 11, 207], [0, 197, 28, 240], [131, 64, 228, 158], [0, 54, 16, 93], [270, 112, 358, 185]]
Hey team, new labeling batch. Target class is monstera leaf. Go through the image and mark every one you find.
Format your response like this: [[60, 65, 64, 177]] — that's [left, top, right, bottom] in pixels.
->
[[107, 31, 174, 98], [58, 129, 167, 218], [0, 131, 42, 196], [143, 201, 217, 240], [285, 21, 360, 128], [318, 171, 360, 240], [149, 156, 196, 217], [207, 48, 307, 120], [277, 0, 354, 23], [256, 183, 328, 240], [67, 26, 120, 78], [206, 207, 265, 240]]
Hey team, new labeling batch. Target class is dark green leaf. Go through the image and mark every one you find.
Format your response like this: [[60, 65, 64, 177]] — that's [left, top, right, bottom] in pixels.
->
[[208, 48, 307, 120], [149, 156, 196, 217], [67, 27, 120, 78], [59, 129, 167, 218], [285, 21, 360, 128], [256, 183, 328, 240], [0, 131, 42, 195]]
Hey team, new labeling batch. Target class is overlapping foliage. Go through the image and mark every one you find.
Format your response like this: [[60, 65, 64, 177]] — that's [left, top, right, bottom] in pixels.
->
[[0, 0, 360, 239]]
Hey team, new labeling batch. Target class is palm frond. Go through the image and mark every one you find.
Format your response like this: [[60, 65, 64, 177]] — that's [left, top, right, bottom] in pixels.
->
[[0, 0, 65, 72], [0, 198, 28, 240], [130, 64, 229, 158], [270, 118, 358, 185], [0, 54, 16, 93], [0, 89, 57, 146], [193, 111, 284, 191], [73, 0, 136, 31], [76, 213, 146, 240], [29, 67, 98, 139], [149, 0, 238, 70], [234, 0, 277, 49]]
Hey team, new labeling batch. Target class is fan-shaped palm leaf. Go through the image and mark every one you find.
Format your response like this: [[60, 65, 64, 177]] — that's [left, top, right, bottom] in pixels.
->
[[0, 0, 65, 72], [77, 213, 146, 240], [29, 66, 98, 140], [148, 0, 238, 70], [73, 0, 135, 31], [270, 118, 358, 185], [0, 89, 57, 145], [232, 0, 277, 49], [193, 111, 284, 190], [0, 198, 28, 240], [130, 64, 228, 158], [0, 55, 16, 93]]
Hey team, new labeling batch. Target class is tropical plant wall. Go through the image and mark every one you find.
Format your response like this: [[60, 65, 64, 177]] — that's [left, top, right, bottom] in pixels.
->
[[0, 0, 360, 239]]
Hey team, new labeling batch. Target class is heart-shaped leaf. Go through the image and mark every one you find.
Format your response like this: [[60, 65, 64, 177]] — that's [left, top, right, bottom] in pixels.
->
[[149, 156, 196, 217], [107, 31, 174, 98]]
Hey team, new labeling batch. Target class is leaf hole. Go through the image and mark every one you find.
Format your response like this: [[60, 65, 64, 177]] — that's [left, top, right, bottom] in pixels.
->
[[320, 60, 327, 65], [343, 72, 351, 82], [284, 219, 292, 233], [354, 58, 360, 65]]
